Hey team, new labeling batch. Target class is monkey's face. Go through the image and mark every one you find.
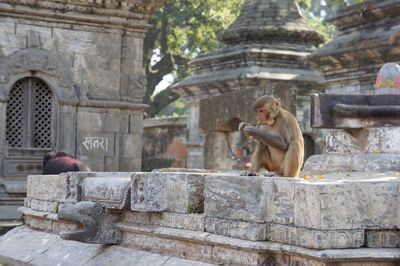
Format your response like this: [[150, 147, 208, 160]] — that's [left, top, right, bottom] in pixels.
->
[[256, 107, 276, 126]]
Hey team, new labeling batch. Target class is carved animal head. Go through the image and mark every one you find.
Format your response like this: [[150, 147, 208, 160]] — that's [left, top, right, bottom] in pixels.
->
[[254, 95, 281, 126]]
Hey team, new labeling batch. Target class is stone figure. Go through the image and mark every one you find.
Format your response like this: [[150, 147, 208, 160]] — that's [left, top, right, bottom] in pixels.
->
[[239, 95, 304, 177], [42, 151, 90, 174], [57, 201, 122, 244]]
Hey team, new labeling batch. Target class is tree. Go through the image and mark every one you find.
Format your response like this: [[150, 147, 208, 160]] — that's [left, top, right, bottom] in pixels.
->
[[143, 0, 244, 117], [143, 0, 365, 117]]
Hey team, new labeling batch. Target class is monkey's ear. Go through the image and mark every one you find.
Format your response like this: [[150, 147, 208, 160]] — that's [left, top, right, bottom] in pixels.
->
[[275, 98, 281, 108]]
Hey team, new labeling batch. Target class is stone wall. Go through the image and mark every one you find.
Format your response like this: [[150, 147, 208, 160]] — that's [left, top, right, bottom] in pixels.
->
[[2, 171, 400, 265], [0, 0, 166, 205], [142, 116, 187, 171]]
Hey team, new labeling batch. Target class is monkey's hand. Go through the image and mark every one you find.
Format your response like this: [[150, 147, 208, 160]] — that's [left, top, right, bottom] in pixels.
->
[[244, 125, 287, 151], [238, 122, 249, 131], [243, 125, 259, 136]]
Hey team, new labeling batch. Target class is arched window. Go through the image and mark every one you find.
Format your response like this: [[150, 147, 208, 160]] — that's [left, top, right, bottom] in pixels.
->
[[6, 77, 53, 149]]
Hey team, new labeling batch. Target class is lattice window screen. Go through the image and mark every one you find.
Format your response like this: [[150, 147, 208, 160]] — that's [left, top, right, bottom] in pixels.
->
[[6, 80, 24, 147], [33, 79, 53, 148], [6, 78, 53, 148]]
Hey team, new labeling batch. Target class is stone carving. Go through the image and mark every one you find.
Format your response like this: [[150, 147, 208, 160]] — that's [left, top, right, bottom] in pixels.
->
[[267, 223, 364, 249], [0, 48, 77, 101], [57, 201, 122, 244], [131, 172, 205, 213], [120, 70, 147, 101]]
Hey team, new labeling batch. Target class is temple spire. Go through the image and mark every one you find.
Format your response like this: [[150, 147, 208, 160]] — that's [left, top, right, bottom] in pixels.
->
[[219, 0, 323, 46]]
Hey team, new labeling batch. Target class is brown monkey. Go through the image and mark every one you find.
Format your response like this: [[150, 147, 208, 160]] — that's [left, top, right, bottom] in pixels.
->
[[239, 96, 304, 177]]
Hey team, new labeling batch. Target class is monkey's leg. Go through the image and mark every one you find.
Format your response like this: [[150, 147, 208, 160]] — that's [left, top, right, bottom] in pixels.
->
[[282, 140, 304, 177], [249, 145, 271, 175]]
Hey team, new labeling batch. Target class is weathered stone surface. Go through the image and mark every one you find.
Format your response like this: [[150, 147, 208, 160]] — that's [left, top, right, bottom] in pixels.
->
[[58, 201, 122, 244], [311, 94, 400, 129], [295, 177, 400, 230], [326, 128, 400, 154], [204, 174, 267, 223], [265, 177, 297, 224], [205, 217, 267, 241], [0, 0, 164, 207], [27, 174, 68, 202], [211, 246, 269, 266], [131, 172, 206, 213], [267, 223, 364, 249], [82, 177, 131, 209], [366, 230, 400, 248], [122, 211, 205, 231], [304, 154, 400, 173], [24, 215, 53, 232], [121, 231, 213, 262], [28, 198, 59, 213], [0, 226, 211, 266]]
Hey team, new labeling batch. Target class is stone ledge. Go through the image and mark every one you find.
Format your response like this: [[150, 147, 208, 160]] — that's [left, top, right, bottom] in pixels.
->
[[0, 226, 214, 266], [205, 216, 267, 241], [122, 211, 204, 232], [117, 223, 400, 262], [19, 207, 81, 233], [267, 223, 364, 249]]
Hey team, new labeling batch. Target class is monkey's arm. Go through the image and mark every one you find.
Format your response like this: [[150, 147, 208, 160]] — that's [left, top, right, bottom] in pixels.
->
[[244, 126, 287, 151]]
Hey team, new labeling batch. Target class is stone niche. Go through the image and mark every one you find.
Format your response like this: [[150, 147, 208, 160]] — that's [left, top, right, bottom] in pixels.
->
[[0, 1, 166, 205]]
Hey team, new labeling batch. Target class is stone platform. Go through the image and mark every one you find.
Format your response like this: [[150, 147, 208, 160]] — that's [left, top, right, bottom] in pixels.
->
[[0, 171, 400, 265]]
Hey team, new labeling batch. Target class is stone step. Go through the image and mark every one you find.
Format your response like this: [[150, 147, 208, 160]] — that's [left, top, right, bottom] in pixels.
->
[[0, 226, 215, 266], [117, 223, 400, 266]]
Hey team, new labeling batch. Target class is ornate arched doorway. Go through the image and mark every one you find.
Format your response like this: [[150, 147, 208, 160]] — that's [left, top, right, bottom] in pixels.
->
[[5, 77, 55, 175]]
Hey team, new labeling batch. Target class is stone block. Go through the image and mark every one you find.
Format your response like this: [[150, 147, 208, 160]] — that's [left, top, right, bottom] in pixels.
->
[[305, 154, 400, 173], [204, 174, 267, 223], [310, 94, 400, 128], [267, 223, 364, 249], [119, 157, 141, 171], [77, 110, 104, 133], [27, 174, 69, 202], [211, 246, 269, 266], [295, 179, 400, 230], [121, 133, 142, 158], [129, 112, 143, 135], [205, 217, 267, 241], [103, 110, 129, 133], [121, 231, 213, 262], [52, 220, 81, 234], [326, 128, 400, 154], [29, 199, 59, 213], [122, 211, 204, 231], [24, 216, 53, 231], [131, 172, 206, 213], [265, 177, 297, 224], [82, 177, 131, 209], [104, 156, 119, 171], [366, 230, 400, 248]]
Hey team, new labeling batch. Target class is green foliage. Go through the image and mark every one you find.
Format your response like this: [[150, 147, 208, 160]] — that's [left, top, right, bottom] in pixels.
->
[[147, 0, 366, 116], [158, 98, 187, 117], [158, 0, 244, 59]]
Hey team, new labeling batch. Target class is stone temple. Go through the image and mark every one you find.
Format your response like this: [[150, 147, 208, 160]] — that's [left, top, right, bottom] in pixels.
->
[[1, 0, 400, 266], [0, 0, 164, 223]]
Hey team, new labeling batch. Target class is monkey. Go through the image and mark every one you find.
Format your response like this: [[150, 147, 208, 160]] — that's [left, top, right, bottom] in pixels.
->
[[42, 151, 90, 175], [239, 95, 304, 177]]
